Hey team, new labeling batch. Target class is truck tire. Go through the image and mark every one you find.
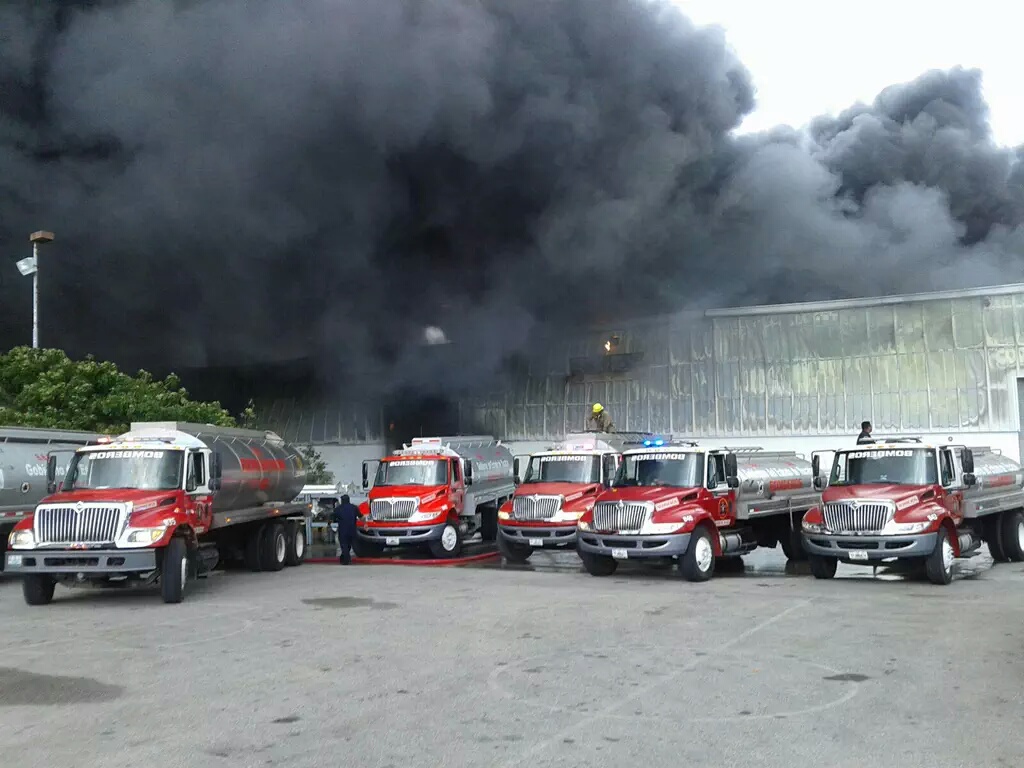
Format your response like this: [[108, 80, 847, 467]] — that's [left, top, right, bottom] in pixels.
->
[[23, 575, 56, 606], [580, 550, 617, 576], [925, 526, 954, 585], [808, 555, 837, 579], [480, 506, 498, 542], [352, 535, 382, 558], [1000, 510, 1024, 562], [779, 529, 807, 561], [679, 527, 715, 582], [429, 523, 463, 559], [161, 537, 189, 604], [986, 514, 1009, 562], [260, 522, 288, 572], [244, 524, 266, 572], [285, 521, 306, 567], [497, 532, 533, 564]]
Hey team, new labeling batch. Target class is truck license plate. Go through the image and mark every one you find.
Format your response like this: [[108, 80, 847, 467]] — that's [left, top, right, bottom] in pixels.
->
[[385, 537, 399, 546], [611, 548, 628, 560], [848, 550, 869, 561], [6, 555, 21, 567], [528, 538, 543, 547]]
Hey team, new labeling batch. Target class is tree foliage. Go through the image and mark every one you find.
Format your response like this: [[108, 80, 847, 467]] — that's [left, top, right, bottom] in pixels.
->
[[300, 444, 335, 484], [0, 347, 234, 434]]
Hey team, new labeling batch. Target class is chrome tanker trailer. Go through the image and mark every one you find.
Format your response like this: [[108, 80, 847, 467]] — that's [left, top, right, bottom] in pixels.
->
[[4, 422, 310, 604]]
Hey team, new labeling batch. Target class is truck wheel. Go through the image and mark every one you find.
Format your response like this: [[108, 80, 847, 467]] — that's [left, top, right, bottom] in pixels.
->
[[260, 522, 288, 572], [680, 527, 715, 582], [1000, 510, 1024, 562], [244, 524, 266, 572], [23, 575, 56, 606], [429, 523, 463, 559], [352, 535, 382, 558], [161, 537, 189, 604], [497, 532, 533, 564], [580, 550, 617, 576], [925, 527, 954, 585], [480, 506, 498, 542], [285, 521, 306, 567], [808, 555, 837, 579], [986, 514, 1009, 562], [779, 529, 807, 561]]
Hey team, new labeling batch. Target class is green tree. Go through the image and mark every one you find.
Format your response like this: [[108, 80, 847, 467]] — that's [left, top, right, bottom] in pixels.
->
[[0, 347, 234, 434], [300, 444, 335, 484]]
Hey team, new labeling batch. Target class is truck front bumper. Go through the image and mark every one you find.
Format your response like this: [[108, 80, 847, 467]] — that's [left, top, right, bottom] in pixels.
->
[[357, 523, 446, 546], [802, 532, 938, 561], [577, 531, 691, 559], [4, 548, 158, 575], [499, 525, 577, 548]]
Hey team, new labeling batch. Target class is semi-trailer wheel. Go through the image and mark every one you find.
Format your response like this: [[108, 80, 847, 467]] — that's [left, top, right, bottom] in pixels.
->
[[925, 527, 954, 585], [480, 505, 498, 542], [22, 575, 56, 606], [285, 521, 307, 567], [679, 527, 715, 582], [161, 537, 189, 604], [260, 522, 288, 572], [352, 535, 382, 558], [428, 523, 463, 559], [986, 514, 1009, 562], [1000, 510, 1024, 562], [497, 532, 533, 564], [808, 554, 837, 579], [244, 524, 266, 572], [580, 550, 617, 577]]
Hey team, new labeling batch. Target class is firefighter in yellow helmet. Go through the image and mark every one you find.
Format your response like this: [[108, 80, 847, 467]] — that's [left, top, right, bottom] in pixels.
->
[[587, 403, 613, 432]]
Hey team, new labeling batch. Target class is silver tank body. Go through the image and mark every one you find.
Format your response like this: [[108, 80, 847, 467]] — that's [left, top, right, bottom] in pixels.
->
[[964, 447, 1024, 496], [0, 427, 103, 514], [131, 422, 307, 513], [393, 436, 515, 487], [731, 450, 815, 502]]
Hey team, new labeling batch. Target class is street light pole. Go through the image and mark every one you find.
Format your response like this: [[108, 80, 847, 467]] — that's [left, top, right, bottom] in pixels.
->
[[19, 231, 54, 349]]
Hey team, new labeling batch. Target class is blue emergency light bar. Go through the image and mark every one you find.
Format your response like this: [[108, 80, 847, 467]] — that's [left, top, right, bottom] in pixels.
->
[[642, 438, 666, 447]]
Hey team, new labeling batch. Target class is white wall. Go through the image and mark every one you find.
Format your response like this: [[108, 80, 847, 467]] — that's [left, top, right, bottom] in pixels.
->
[[316, 431, 1022, 489]]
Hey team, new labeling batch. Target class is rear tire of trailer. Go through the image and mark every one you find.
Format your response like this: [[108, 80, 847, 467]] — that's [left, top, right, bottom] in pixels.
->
[[925, 527, 954, 585], [497, 532, 533, 564], [285, 521, 306, 567], [808, 555, 837, 579], [429, 523, 463, 559], [22, 575, 56, 606], [244, 524, 266, 572], [986, 514, 1009, 562], [480, 506, 498, 542], [999, 510, 1024, 562], [261, 522, 288, 572], [679, 527, 715, 582], [161, 537, 189, 604], [580, 551, 617, 577]]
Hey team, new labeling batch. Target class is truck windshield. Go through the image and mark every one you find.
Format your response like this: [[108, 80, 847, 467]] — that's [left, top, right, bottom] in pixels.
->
[[65, 449, 183, 491], [614, 452, 701, 488], [523, 455, 600, 484], [375, 459, 447, 486], [831, 449, 938, 486]]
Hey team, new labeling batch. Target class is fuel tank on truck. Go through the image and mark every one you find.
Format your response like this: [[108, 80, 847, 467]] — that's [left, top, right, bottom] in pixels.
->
[[401, 436, 514, 491], [963, 447, 1024, 495], [0, 426, 103, 514], [128, 422, 307, 512], [729, 448, 818, 517]]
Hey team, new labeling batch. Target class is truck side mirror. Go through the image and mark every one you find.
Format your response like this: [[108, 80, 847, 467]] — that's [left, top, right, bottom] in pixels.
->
[[46, 454, 58, 494], [465, 460, 474, 486], [963, 472, 977, 487], [209, 452, 222, 491], [361, 461, 370, 490], [962, 449, 975, 474], [513, 456, 523, 485], [724, 453, 738, 488]]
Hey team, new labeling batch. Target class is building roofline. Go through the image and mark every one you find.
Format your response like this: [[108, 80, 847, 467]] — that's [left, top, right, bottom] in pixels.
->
[[704, 282, 1024, 318]]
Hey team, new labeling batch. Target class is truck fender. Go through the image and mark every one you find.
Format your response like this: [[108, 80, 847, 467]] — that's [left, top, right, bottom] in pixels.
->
[[939, 517, 961, 557], [170, 524, 199, 551], [695, 519, 723, 557]]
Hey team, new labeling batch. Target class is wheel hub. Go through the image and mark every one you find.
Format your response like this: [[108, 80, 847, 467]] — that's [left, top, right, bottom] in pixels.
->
[[276, 533, 286, 562], [179, 554, 188, 587], [1016, 520, 1024, 552], [695, 537, 713, 572], [942, 537, 954, 571], [296, 529, 306, 558], [441, 525, 458, 551]]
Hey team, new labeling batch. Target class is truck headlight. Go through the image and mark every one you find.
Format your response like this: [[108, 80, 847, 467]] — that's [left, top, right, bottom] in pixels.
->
[[552, 510, 585, 522], [9, 529, 35, 549], [498, 510, 511, 520], [123, 527, 167, 545], [802, 520, 824, 533], [408, 509, 440, 523], [578, 520, 592, 531], [882, 520, 931, 535], [640, 521, 684, 535]]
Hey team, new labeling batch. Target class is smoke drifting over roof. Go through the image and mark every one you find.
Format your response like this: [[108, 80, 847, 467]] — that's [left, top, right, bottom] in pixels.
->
[[1, 1, 1022, 397]]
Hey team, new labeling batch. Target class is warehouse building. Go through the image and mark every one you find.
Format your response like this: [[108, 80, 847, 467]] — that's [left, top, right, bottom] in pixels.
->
[[262, 282, 1024, 487]]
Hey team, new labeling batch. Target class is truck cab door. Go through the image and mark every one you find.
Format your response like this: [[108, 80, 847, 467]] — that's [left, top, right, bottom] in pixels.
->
[[450, 459, 465, 512], [941, 447, 966, 524], [707, 453, 734, 522], [187, 449, 214, 531]]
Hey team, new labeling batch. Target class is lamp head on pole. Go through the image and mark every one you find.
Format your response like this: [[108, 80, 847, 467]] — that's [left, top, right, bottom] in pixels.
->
[[29, 231, 54, 244]]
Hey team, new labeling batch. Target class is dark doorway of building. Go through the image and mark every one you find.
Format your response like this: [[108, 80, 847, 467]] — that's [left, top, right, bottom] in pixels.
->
[[383, 390, 461, 453]]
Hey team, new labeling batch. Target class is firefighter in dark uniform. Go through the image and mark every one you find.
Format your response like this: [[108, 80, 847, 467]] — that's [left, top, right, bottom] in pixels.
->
[[587, 403, 613, 432], [333, 494, 360, 565], [856, 421, 874, 445]]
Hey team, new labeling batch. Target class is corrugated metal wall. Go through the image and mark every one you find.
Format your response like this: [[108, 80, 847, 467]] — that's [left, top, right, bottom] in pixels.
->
[[263, 290, 1024, 445]]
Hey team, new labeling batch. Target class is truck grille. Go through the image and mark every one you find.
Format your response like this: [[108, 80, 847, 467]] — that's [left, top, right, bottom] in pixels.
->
[[35, 504, 124, 545], [512, 495, 562, 521], [593, 501, 650, 533], [823, 502, 892, 533], [370, 498, 418, 521]]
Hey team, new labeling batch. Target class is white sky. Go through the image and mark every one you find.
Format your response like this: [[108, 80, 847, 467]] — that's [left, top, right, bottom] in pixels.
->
[[674, 0, 1024, 148]]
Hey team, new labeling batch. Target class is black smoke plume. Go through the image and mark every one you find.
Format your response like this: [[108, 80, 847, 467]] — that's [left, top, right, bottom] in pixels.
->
[[1, 0, 1022, 403]]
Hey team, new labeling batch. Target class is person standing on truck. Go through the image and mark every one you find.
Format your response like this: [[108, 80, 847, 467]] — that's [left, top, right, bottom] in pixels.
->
[[587, 403, 614, 432], [333, 494, 360, 565], [856, 421, 874, 444]]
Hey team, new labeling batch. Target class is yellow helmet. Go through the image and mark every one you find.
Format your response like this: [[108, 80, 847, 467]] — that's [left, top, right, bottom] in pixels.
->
[[592, 403, 604, 414]]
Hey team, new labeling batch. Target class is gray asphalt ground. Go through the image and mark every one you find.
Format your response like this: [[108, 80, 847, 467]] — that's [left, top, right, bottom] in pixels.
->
[[2, 549, 1024, 768]]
